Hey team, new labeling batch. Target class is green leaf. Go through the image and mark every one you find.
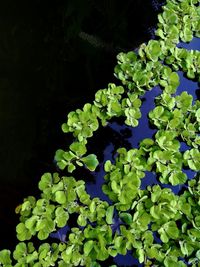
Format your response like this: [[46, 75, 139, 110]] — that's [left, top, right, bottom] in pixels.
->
[[164, 221, 179, 239], [77, 214, 87, 227], [25, 216, 38, 230], [0, 250, 12, 265], [169, 72, 180, 88], [55, 191, 67, 204], [69, 142, 86, 156], [196, 108, 200, 122], [179, 240, 194, 257], [89, 200, 96, 213], [111, 180, 121, 194], [106, 206, 114, 224], [16, 223, 32, 241], [38, 173, 52, 191], [38, 229, 49, 240], [156, 28, 165, 39], [151, 186, 161, 203], [54, 149, 65, 162], [61, 123, 69, 133], [13, 242, 27, 260], [142, 231, 154, 246], [84, 240, 94, 256], [81, 154, 99, 171], [114, 236, 127, 255], [180, 202, 191, 216], [168, 171, 187, 185], [119, 213, 132, 225], [67, 163, 76, 173], [145, 40, 162, 61], [26, 251, 38, 263], [149, 106, 164, 120], [176, 91, 193, 112], [184, 149, 200, 171], [136, 248, 145, 263], [164, 256, 179, 267], [36, 218, 54, 233], [57, 160, 68, 170], [104, 160, 113, 172], [159, 230, 169, 243], [156, 92, 176, 110], [55, 207, 69, 227]]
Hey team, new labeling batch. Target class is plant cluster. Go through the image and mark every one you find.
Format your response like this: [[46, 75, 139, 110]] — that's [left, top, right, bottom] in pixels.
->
[[0, 0, 200, 266]]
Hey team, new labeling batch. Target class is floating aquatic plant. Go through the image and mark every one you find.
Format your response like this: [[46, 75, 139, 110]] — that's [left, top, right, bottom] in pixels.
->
[[0, 0, 200, 266]]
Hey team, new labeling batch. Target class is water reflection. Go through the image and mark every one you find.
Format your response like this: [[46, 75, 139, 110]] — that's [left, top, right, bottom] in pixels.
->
[[177, 71, 199, 100], [113, 250, 143, 267], [177, 37, 200, 51]]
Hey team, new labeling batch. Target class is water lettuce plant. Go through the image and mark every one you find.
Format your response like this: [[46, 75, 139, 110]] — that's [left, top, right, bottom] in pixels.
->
[[0, 0, 200, 266]]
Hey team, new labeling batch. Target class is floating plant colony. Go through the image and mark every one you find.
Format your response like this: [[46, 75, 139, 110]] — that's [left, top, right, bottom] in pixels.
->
[[0, 0, 200, 266]]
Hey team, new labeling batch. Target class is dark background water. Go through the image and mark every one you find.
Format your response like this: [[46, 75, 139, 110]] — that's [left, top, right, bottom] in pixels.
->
[[0, 0, 168, 255]]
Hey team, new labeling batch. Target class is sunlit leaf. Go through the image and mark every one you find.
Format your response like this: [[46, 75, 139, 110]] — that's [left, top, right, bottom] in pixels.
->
[[81, 154, 99, 171], [55, 191, 67, 204], [106, 206, 114, 225], [0, 250, 12, 265]]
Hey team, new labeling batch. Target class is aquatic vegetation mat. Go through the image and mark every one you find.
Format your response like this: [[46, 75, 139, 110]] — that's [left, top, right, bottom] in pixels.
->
[[0, 0, 200, 266]]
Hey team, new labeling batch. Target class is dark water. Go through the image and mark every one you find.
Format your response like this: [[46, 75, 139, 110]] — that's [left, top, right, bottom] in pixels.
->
[[1, 1, 199, 266], [177, 37, 200, 51], [0, 0, 165, 251]]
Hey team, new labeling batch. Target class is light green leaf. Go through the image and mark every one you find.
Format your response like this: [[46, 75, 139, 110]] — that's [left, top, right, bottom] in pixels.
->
[[0, 249, 12, 264], [137, 248, 145, 263], [38, 173, 52, 191], [38, 229, 49, 240], [168, 72, 180, 91], [16, 223, 32, 241], [84, 240, 94, 256], [160, 230, 169, 243], [106, 206, 114, 224], [168, 171, 187, 185], [70, 142, 86, 156], [81, 154, 99, 171], [104, 160, 113, 172], [164, 221, 179, 239], [55, 191, 67, 204], [77, 214, 87, 227], [67, 163, 76, 173], [25, 216, 38, 230], [26, 251, 38, 263], [55, 207, 69, 227]]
